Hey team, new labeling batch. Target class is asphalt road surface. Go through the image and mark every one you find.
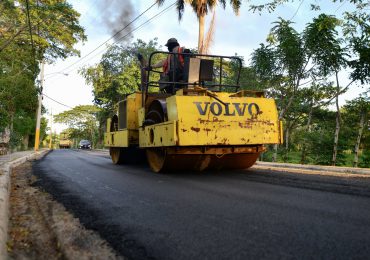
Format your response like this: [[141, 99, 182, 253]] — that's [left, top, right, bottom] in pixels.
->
[[33, 149, 370, 260]]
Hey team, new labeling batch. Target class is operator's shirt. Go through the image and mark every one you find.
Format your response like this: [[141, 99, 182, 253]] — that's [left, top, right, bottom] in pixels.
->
[[152, 46, 182, 73]]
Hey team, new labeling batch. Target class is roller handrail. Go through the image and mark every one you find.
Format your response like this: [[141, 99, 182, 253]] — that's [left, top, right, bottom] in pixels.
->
[[141, 51, 243, 108]]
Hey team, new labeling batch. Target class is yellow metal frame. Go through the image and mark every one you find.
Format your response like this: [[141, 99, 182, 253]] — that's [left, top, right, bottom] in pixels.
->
[[139, 121, 177, 147], [126, 93, 142, 130], [105, 93, 142, 148], [104, 130, 129, 147], [106, 91, 282, 149]]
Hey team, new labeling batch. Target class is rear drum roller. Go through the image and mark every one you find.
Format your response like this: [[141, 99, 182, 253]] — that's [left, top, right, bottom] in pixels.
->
[[146, 148, 167, 172], [110, 147, 124, 164], [110, 147, 145, 165]]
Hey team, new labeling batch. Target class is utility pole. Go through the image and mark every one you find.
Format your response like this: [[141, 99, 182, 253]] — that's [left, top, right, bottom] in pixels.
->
[[49, 108, 53, 149], [34, 61, 44, 151]]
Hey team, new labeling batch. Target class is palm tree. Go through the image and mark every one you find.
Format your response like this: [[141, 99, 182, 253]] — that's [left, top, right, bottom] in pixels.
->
[[201, 9, 216, 54], [157, 0, 241, 53]]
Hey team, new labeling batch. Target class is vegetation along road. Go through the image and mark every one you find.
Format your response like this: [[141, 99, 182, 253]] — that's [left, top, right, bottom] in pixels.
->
[[32, 149, 370, 259]]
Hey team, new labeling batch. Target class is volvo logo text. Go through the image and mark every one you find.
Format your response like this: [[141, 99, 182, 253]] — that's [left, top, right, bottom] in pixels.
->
[[193, 102, 260, 117]]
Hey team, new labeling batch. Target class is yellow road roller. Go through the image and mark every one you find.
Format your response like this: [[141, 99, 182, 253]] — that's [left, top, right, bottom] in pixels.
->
[[104, 51, 283, 172], [59, 132, 72, 149]]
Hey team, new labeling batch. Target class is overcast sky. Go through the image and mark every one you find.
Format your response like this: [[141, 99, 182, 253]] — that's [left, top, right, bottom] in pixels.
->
[[42, 0, 367, 133]]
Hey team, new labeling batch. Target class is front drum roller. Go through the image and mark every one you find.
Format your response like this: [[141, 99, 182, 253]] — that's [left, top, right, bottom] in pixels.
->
[[146, 148, 212, 172], [146, 148, 260, 173], [144, 101, 211, 172], [208, 153, 259, 170]]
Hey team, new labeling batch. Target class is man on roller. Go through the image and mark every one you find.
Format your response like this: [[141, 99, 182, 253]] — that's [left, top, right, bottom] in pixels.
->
[[148, 38, 189, 92]]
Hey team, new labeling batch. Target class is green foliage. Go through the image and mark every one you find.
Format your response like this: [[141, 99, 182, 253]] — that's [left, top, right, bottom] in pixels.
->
[[304, 108, 348, 166], [251, 44, 278, 83], [250, 0, 370, 85], [251, 11, 369, 166], [271, 18, 305, 78], [249, 0, 289, 13], [54, 105, 100, 127], [238, 66, 267, 91], [54, 105, 101, 147], [342, 1, 369, 83], [157, 0, 241, 20], [80, 39, 163, 146], [0, 0, 86, 60], [251, 17, 314, 126], [9, 131, 22, 150], [13, 110, 36, 137], [0, 0, 85, 149], [80, 39, 161, 111], [0, 43, 38, 131], [342, 94, 370, 165], [359, 150, 370, 168], [304, 14, 345, 76], [348, 38, 370, 84]]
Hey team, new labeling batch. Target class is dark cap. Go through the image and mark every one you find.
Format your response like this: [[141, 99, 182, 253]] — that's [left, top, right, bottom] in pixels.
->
[[165, 38, 178, 46]]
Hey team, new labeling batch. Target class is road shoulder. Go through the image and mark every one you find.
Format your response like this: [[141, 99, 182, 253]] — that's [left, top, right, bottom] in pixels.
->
[[7, 162, 122, 259], [0, 150, 50, 259]]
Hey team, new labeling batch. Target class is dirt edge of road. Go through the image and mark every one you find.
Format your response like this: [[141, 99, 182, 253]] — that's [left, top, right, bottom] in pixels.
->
[[252, 165, 370, 178], [7, 162, 124, 259]]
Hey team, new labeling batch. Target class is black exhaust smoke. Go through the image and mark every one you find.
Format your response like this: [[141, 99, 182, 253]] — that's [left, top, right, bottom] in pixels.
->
[[96, 0, 134, 42]]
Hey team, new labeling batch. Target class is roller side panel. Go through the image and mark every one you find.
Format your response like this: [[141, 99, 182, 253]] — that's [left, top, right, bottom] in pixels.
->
[[140, 95, 281, 147]]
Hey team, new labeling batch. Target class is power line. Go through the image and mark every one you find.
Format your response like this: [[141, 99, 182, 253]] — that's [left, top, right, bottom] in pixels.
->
[[45, 0, 176, 99], [50, 1, 159, 78], [290, 0, 304, 21], [334, 0, 347, 13], [61, 1, 177, 76], [43, 94, 99, 114], [44, 1, 177, 84], [115, 2, 176, 43], [25, 0, 37, 73], [43, 93, 73, 109]]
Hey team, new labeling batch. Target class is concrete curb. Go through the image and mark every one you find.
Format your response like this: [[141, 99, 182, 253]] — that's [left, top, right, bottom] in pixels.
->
[[255, 161, 370, 175], [93, 149, 109, 152], [0, 149, 50, 259]]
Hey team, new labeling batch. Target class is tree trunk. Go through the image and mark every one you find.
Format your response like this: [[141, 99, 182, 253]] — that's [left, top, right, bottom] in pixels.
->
[[300, 100, 313, 164], [273, 86, 296, 162], [332, 110, 340, 166], [353, 111, 365, 167], [10, 113, 14, 132], [198, 14, 205, 53], [284, 126, 290, 162], [22, 135, 29, 149], [285, 125, 290, 150], [272, 144, 278, 162], [272, 65, 304, 162], [90, 123, 94, 149], [332, 72, 341, 166], [9, 112, 15, 152]]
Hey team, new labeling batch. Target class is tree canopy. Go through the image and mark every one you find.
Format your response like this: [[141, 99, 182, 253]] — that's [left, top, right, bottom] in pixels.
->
[[0, 0, 86, 150], [251, 9, 369, 166], [54, 105, 101, 147]]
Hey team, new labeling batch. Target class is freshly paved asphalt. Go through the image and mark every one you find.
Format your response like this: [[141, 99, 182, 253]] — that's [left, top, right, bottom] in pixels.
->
[[33, 149, 370, 260]]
